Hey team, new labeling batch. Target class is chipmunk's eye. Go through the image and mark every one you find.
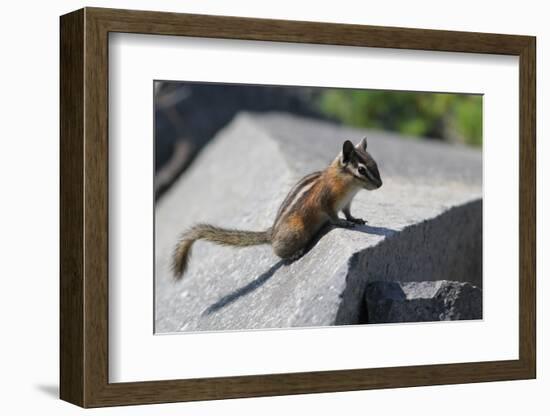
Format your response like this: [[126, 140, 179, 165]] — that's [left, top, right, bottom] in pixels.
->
[[358, 166, 367, 176]]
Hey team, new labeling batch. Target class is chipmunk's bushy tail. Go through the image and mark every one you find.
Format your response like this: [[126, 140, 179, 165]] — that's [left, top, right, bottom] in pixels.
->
[[171, 223, 272, 279]]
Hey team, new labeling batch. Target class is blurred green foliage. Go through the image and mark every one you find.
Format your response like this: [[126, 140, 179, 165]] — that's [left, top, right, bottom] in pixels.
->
[[317, 90, 482, 147]]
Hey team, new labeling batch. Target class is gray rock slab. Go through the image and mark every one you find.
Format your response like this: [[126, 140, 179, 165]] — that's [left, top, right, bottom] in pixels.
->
[[155, 112, 482, 333], [364, 280, 482, 323]]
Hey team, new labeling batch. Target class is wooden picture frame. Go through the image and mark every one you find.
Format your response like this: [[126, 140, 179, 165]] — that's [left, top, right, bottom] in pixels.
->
[[60, 7, 536, 408]]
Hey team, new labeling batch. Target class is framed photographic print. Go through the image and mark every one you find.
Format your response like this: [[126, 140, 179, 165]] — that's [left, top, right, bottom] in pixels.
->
[[60, 7, 536, 408]]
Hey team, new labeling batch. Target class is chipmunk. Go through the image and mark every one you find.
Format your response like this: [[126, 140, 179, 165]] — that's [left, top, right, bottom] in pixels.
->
[[172, 137, 382, 279]]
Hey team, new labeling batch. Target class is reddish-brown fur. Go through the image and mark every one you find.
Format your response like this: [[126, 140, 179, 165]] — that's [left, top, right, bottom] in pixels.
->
[[323, 165, 356, 212]]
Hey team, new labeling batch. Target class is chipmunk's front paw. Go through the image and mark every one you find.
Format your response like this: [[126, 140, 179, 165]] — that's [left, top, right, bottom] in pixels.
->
[[349, 217, 366, 225], [333, 219, 357, 228]]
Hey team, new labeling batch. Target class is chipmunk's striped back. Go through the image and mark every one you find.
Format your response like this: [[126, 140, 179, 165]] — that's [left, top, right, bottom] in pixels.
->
[[273, 171, 321, 230]]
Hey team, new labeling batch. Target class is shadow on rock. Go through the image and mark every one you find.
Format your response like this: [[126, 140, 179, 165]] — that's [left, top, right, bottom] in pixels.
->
[[350, 223, 397, 237], [307, 222, 398, 252], [202, 223, 397, 317], [203, 260, 286, 316]]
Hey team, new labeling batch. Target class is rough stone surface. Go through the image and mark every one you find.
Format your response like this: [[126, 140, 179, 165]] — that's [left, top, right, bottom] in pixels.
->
[[364, 280, 482, 324], [155, 112, 482, 333]]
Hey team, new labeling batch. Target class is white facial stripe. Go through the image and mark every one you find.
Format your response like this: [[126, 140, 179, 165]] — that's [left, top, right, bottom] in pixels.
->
[[358, 163, 376, 183]]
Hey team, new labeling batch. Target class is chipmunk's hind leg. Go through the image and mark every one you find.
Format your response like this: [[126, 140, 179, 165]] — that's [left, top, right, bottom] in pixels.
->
[[271, 228, 309, 260]]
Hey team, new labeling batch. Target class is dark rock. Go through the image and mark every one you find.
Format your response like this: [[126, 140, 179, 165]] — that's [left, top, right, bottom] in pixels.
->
[[364, 280, 482, 324]]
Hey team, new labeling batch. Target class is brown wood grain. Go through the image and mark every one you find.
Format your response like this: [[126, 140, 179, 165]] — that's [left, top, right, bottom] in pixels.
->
[[59, 8, 84, 406], [60, 7, 537, 408], [518, 38, 537, 376]]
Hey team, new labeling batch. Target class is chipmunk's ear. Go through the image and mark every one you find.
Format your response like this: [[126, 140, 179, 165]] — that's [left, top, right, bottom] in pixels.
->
[[356, 137, 367, 151], [341, 140, 355, 164]]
